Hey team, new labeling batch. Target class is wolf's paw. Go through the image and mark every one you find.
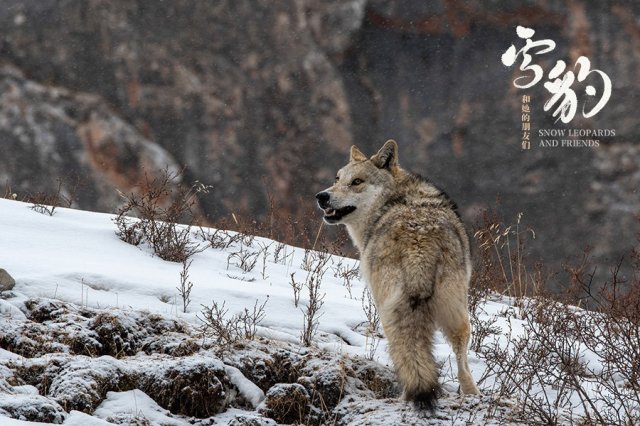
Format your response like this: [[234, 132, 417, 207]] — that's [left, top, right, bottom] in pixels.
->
[[403, 385, 442, 412], [460, 381, 481, 395]]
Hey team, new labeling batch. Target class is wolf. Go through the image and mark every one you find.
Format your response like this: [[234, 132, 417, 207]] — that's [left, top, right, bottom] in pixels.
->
[[316, 139, 480, 409]]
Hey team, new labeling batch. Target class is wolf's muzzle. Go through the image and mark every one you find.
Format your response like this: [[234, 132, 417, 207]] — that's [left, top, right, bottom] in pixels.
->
[[315, 191, 330, 209]]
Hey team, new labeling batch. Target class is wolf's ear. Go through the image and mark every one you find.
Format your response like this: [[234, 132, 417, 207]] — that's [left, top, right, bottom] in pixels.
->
[[371, 139, 399, 171], [350, 145, 367, 162]]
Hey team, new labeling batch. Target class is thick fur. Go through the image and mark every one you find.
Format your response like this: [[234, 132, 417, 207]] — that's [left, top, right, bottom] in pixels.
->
[[316, 140, 480, 409]]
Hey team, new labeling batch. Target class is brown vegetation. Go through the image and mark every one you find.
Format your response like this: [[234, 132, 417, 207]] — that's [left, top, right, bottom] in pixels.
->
[[469, 210, 640, 425]]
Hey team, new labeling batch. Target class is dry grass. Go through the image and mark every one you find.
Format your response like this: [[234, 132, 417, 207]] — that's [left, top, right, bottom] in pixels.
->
[[113, 168, 209, 262], [300, 250, 331, 346], [470, 209, 640, 425], [198, 298, 268, 354], [24, 178, 73, 216]]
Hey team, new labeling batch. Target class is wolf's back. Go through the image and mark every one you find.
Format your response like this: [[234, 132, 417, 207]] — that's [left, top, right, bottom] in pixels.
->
[[364, 175, 471, 410]]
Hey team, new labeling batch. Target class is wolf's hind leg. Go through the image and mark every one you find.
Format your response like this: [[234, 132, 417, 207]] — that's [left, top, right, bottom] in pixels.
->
[[440, 312, 480, 395], [381, 287, 441, 410]]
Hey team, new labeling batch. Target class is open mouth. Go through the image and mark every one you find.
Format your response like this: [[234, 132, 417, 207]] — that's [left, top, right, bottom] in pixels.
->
[[323, 206, 356, 223]]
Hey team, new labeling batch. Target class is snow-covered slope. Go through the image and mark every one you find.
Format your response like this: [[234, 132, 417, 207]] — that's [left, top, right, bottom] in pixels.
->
[[0, 197, 372, 356], [0, 198, 634, 425]]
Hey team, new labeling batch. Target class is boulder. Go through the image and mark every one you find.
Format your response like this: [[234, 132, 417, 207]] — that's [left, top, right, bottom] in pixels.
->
[[0, 269, 15, 291]]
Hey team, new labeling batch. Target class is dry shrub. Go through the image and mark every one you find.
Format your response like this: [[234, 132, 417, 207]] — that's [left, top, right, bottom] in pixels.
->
[[478, 289, 639, 424], [199, 298, 268, 353], [88, 312, 143, 358], [471, 212, 640, 425], [260, 383, 311, 425], [215, 180, 353, 259], [469, 209, 547, 352], [360, 287, 381, 360], [226, 245, 260, 273], [472, 209, 545, 299], [2, 182, 17, 200], [23, 178, 74, 216], [177, 259, 194, 313], [113, 168, 209, 262], [333, 259, 360, 299], [199, 228, 243, 250], [139, 360, 231, 417], [300, 250, 330, 346]]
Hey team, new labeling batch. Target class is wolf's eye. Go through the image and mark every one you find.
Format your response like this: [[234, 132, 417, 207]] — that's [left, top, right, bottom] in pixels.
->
[[351, 178, 364, 186], [335, 176, 340, 182]]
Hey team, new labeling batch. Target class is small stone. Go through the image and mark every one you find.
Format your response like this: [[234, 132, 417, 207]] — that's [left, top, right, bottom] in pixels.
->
[[0, 269, 16, 291]]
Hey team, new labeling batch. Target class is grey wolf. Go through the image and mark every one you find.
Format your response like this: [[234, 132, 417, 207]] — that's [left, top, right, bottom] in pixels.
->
[[316, 140, 480, 409]]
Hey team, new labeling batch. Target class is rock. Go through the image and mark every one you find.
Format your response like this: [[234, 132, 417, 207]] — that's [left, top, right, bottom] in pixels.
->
[[24, 299, 68, 323], [46, 356, 134, 414], [138, 356, 233, 417], [0, 299, 26, 320], [0, 64, 183, 214], [4, 298, 198, 358], [2, 301, 410, 424], [307, 0, 367, 55], [0, 1, 352, 226], [88, 312, 145, 358], [0, 393, 67, 423], [226, 340, 403, 424], [0, 269, 15, 291], [298, 363, 346, 411]]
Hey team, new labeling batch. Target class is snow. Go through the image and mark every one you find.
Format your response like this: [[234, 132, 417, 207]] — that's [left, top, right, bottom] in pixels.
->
[[0, 198, 394, 424], [0, 299, 26, 320], [0, 198, 377, 361], [59, 411, 113, 426], [0, 198, 633, 424], [0, 418, 47, 426], [93, 389, 189, 426], [224, 365, 265, 408]]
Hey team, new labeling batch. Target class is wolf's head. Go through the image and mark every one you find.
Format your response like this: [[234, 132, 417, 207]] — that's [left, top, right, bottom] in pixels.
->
[[316, 139, 400, 225]]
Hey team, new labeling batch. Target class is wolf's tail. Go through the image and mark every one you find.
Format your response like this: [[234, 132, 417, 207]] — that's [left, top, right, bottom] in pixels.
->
[[384, 293, 440, 410]]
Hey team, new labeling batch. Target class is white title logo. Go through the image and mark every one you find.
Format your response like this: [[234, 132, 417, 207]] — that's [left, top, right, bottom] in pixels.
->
[[502, 26, 611, 124]]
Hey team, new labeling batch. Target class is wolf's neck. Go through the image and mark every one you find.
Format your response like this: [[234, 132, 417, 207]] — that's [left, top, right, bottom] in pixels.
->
[[345, 222, 367, 253], [345, 192, 400, 253]]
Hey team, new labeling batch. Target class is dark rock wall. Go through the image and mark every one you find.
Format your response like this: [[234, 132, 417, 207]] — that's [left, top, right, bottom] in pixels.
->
[[0, 0, 638, 279], [0, 0, 357, 220], [342, 1, 640, 273], [0, 64, 180, 210]]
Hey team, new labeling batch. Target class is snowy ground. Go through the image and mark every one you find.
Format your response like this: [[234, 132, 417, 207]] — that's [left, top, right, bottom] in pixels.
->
[[0, 198, 629, 425]]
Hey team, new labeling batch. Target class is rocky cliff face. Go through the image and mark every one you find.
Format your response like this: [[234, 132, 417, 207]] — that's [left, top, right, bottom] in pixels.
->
[[0, 64, 181, 211], [0, 1, 638, 279], [0, 0, 359, 222]]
